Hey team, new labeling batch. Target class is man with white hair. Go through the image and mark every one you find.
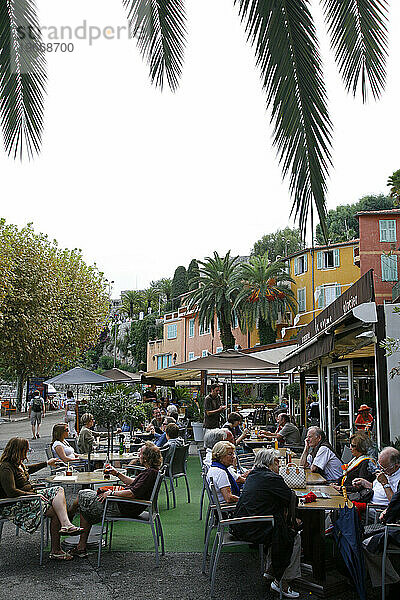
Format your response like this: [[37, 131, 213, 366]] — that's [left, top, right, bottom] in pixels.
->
[[230, 448, 301, 599], [353, 446, 400, 507], [299, 426, 343, 481]]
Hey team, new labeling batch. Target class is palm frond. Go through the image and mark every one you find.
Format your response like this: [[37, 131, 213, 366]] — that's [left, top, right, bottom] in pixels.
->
[[0, 0, 46, 158], [322, 0, 388, 102], [123, 0, 186, 91], [235, 0, 332, 240]]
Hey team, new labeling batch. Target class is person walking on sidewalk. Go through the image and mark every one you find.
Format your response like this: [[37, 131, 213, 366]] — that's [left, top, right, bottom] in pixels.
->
[[28, 390, 45, 439], [64, 391, 78, 438]]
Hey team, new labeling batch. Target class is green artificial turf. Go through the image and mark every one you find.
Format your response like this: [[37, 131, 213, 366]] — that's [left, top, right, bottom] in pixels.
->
[[106, 456, 250, 554]]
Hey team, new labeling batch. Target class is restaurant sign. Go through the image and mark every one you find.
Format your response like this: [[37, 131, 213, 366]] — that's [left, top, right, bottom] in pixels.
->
[[298, 269, 375, 346]]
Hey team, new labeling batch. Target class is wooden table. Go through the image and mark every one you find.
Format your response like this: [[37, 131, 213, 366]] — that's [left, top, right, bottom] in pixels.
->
[[295, 486, 353, 596], [47, 472, 118, 487]]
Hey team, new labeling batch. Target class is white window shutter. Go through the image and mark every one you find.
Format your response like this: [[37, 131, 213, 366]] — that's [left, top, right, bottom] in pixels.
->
[[388, 220, 396, 242], [333, 248, 340, 267], [317, 252, 322, 269], [304, 254, 308, 272], [380, 220, 388, 242]]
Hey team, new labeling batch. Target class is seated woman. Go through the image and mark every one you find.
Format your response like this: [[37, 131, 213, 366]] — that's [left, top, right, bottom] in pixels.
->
[[0, 437, 82, 560], [70, 441, 162, 557], [230, 448, 301, 599], [330, 432, 377, 502], [206, 441, 245, 504], [51, 423, 82, 463], [222, 412, 249, 446]]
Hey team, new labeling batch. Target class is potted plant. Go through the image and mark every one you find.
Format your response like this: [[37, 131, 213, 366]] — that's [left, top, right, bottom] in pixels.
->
[[187, 393, 205, 442]]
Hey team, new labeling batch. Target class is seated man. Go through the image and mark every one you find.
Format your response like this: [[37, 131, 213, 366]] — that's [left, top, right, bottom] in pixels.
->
[[261, 413, 301, 446], [160, 423, 184, 464], [231, 448, 300, 599], [353, 447, 400, 509], [222, 412, 249, 446], [299, 426, 343, 482], [154, 416, 176, 447], [363, 484, 400, 596], [146, 407, 163, 434]]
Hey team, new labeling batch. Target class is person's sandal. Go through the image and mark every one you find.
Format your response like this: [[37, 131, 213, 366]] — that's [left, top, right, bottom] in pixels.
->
[[59, 525, 84, 536], [49, 551, 73, 561], [69, 547, 89, 558]]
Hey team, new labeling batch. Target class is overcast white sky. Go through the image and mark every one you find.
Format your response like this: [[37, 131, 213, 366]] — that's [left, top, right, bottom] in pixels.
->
[[2, 0, 400, 295]]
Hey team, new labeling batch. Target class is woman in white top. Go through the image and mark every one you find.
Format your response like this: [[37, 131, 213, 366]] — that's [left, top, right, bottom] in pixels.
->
[[64, 391, 78, 438], [52, 423, 82, 463]]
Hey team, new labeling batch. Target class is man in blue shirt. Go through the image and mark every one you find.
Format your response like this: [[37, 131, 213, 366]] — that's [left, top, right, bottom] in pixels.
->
[[154, 416, 176, 447]]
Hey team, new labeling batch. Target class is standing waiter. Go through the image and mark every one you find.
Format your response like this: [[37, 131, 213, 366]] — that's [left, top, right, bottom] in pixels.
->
[[203, 384, 226, 430]]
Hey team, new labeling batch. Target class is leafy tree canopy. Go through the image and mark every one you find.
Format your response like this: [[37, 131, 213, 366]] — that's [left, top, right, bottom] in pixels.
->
[[315, 194, 394, 245], [171, 265, 188, 309], [251, 227, 304, 261], [0, 219, 109, 383], [387, 169, 400, 206]]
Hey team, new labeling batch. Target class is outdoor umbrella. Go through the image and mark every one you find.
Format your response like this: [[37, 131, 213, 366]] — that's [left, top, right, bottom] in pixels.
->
[[100, 368, 141, 383], [332, 502, 366, 600], [172, 349, 276, 411]]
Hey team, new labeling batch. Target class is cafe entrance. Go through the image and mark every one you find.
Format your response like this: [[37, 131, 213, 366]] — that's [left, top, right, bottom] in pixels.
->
[[326, 361, 354, 452]]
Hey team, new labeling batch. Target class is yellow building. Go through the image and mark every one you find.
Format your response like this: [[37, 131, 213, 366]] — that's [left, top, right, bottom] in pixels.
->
[[279, 240, 360, 341]]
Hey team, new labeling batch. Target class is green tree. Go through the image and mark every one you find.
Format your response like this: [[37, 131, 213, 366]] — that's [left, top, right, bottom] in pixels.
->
[[130, 314, 162, 371], [234, 254, 296, 345], [150, 277, 172, 312], [187, 259, 200, 290], [171, 266, 188, 309], [0, 220, 109, 407], [187, 251, 240, 350], [252, 227, 304, 261], [120, 290, 144, 318], [315, 194, 394, 244], [1, 2, 388, 239], [387, 169, 400, 206]]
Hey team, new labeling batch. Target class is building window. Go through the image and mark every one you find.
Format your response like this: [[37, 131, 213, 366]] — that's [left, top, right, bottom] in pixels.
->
[[294, 254, 307, 275], [381, 254, 398, 281], [380, 220, 396, 242], [297, 288, 306, 313], [216, 317, 220, 331], [315, 284, 341, 309], [188, 318, 195, 338], [167, 323, 177, 339], [202, 350, 208, 357], [317, 248, 340, 269], [199, 322, 211, 335], [188, 352, 195, 360], [216, 347, 223, 353], [157, 356, 162, 369]]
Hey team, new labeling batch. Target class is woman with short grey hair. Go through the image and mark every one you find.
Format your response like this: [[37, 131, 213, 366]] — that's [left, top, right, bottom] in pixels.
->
[[203, 429, 226, 467], [253, 448, 280, 470]]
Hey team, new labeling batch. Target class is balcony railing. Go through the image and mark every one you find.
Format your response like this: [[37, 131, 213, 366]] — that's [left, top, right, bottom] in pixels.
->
[[392, 280, 400, 302]]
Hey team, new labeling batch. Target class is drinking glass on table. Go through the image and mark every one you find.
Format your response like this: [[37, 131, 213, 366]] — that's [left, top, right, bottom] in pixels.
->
[[103, 463, 112, 479]]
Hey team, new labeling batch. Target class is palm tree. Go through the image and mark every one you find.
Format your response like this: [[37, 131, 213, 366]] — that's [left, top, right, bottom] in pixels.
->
[[120, 290, 144, 318], [234, 254, 296, 345], [1, 1, 388, 237], [186, 251, 240, 350], [387, 169, 400, 206]]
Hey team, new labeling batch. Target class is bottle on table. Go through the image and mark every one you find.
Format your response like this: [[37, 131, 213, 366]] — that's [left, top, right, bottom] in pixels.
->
[[274, 439, 279, 450], [66, 462, 72, 476], [104, 463, 111, 479], [119, 434, 124, 456]]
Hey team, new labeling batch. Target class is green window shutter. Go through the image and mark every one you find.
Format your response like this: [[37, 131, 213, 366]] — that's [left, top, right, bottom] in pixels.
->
[[333, 248, 340, 267], [317, 286, 324, 309], [381, 255, 398, 281], [335, 284, 341, 298], [388, 220, 397, 242], [317, 251, 322, 269], [380, 220, 388, 242]]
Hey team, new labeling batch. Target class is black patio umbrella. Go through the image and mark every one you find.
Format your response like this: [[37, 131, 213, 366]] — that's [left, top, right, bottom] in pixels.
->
[[332, 503, 366, 600]]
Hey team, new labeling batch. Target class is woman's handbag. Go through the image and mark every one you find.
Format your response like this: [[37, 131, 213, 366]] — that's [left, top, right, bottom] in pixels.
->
[[279, 463, 307, 489]]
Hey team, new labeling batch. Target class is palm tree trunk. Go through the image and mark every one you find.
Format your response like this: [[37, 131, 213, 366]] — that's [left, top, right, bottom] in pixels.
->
[[219, 313, 236, 350]]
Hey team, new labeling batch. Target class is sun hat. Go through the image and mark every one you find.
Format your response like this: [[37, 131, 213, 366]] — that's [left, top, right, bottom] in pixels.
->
[[358, 404, 372, 412]]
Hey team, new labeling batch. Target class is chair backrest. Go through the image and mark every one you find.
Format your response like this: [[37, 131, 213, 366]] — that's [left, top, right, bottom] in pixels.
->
[[198, 447, 206, 464], [170, 443, 190, 478], [150, 465, 167, 513], [66, 438, 78, 452], [209, 478, 225, 522], [178, 427, 187, 443], [341, 445, 353, 463], [45, 445, 53, 461]]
